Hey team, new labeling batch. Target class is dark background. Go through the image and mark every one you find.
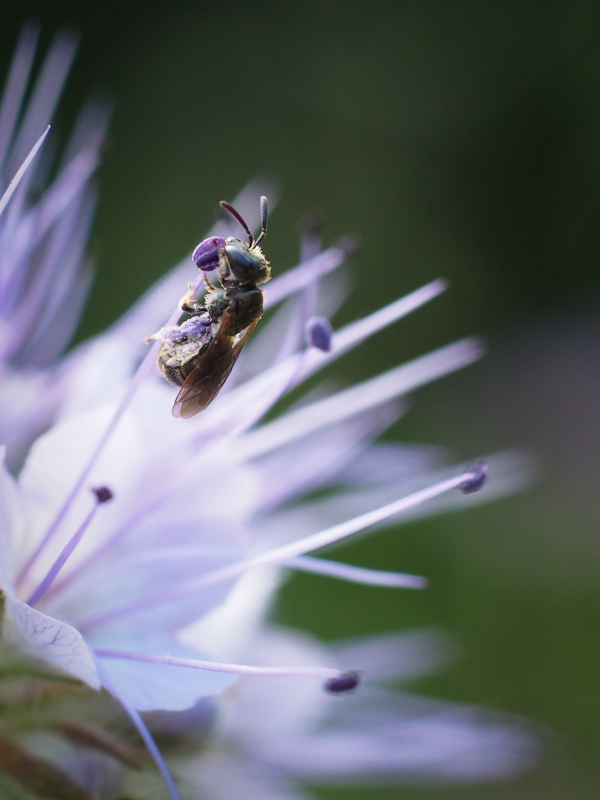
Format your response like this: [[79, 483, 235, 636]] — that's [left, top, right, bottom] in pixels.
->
[[2, 2, 600, 797]]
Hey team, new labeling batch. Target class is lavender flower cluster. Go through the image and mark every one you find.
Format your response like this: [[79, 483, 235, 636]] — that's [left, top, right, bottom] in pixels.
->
[[0, 26, 535, 800]]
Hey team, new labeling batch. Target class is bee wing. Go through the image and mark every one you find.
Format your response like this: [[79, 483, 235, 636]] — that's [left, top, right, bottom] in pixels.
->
[[172, 312, 259, 419]]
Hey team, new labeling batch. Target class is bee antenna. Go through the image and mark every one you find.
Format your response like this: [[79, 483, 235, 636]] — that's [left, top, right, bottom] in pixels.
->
[[220, 201, 254, 246], [254, 195, 268, 247]]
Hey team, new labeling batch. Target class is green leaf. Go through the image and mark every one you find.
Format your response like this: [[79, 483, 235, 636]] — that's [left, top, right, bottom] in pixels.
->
[[0, 735, 93, 800], [50, 722, 143, 769], [0, 590, 5, 638]]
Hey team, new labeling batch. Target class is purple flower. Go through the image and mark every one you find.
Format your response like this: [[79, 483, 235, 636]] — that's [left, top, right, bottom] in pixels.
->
[[0, 26, 535, 800]]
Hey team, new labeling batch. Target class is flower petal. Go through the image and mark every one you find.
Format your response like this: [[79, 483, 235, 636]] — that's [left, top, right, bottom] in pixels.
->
[[2, 592, 100, 688], [95, 635, 236, 712], [180, 752, 312, 800], [57, 543, 247, 635], [0, 445, 22, 585], [331, 629, 452, 683], [259, 687, 537, 781], [16, 403, 145, 588]]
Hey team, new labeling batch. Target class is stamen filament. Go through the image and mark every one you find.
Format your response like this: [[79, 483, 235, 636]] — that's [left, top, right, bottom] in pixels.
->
[[0, 124, 49, 217], [15, 275, 205, 589], [19, 279, 448, 591], [195, 279, 449, 435], [26, 487, 112, 606], [0, 24, 40, 174], [42, 494, 165, 602], [101, 673, 182, 800], [230, 337, 483, 463], [95, 648, 342, 681], [265, 239, 351, 307], [81, 469, 475, 630], [288, 556, 427, 588], [167, 471, 472, 593]]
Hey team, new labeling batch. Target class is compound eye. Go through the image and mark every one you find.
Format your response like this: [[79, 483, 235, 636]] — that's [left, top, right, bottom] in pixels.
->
[[225, 241, 255, 272], [192, 237, 225, 271]]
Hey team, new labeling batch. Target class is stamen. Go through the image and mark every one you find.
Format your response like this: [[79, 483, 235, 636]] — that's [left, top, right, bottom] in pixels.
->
[[94, 649, 357, 693], [182, 471, 473, 591], [460, 460, 488, 493], [305, 316, 333, 351], [265, 238, 356, 307], [92, 486, 114, 504], [0, 124, 49, 217], [288, 556, 427, 588], [81, 468, 478, 630], [192, 279, 451, 437], [324, 670, 361, 694], [101, 673, 182, 800], [26, 486, 114, 607], [8, 30, 77, 173], [230, 338, 483, 463], [15, 262, 207, 589], [0, 24, 40, 173], [270, 219, 323, 366]]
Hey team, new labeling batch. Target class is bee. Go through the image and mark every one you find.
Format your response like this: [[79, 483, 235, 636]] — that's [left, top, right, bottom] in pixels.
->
[[152, 196, 270, 418]]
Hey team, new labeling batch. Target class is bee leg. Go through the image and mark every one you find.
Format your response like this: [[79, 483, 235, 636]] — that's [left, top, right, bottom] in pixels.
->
[[204, 273, 215, 292], [181, 299, 204, 314], [180, 282, 204, 315]]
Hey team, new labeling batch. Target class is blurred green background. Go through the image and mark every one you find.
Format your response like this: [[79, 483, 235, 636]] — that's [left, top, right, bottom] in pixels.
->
[[3, 1, 600, 797]]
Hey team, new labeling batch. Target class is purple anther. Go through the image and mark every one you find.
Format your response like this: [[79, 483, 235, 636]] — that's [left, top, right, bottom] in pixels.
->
[[324, 670, 361, 694], [305, 316, 333, 352], [460, 461, 488, 494], [338, 233, 359, 257], [92, 486, 114, 504], [192, 237, 226, 271]]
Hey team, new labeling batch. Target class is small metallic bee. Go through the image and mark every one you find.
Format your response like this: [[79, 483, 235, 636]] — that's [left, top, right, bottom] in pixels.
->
[[151, 196, 271, 418]]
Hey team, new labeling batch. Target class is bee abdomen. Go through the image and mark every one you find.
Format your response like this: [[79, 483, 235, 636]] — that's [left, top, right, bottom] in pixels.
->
[[158, 345, 199, 387]]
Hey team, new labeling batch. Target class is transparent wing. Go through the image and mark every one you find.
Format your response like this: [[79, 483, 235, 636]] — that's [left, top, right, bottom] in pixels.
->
[[172, 311, 259, 419]]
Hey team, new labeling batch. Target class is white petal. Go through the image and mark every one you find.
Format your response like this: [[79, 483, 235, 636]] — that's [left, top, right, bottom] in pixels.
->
[[0, 369, 60, 474], [95, 634, 236, 712], [180, 753, 312, 800], [3, 593, 100, 688], [0, 446, 22, 584], [226, 625, 332, 737], [180, 567, 282, 662], [16, 403, 145, 588], [58, 543, 247, 635], [259, 688, 537, 781], [331, 629, 453, 683]]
